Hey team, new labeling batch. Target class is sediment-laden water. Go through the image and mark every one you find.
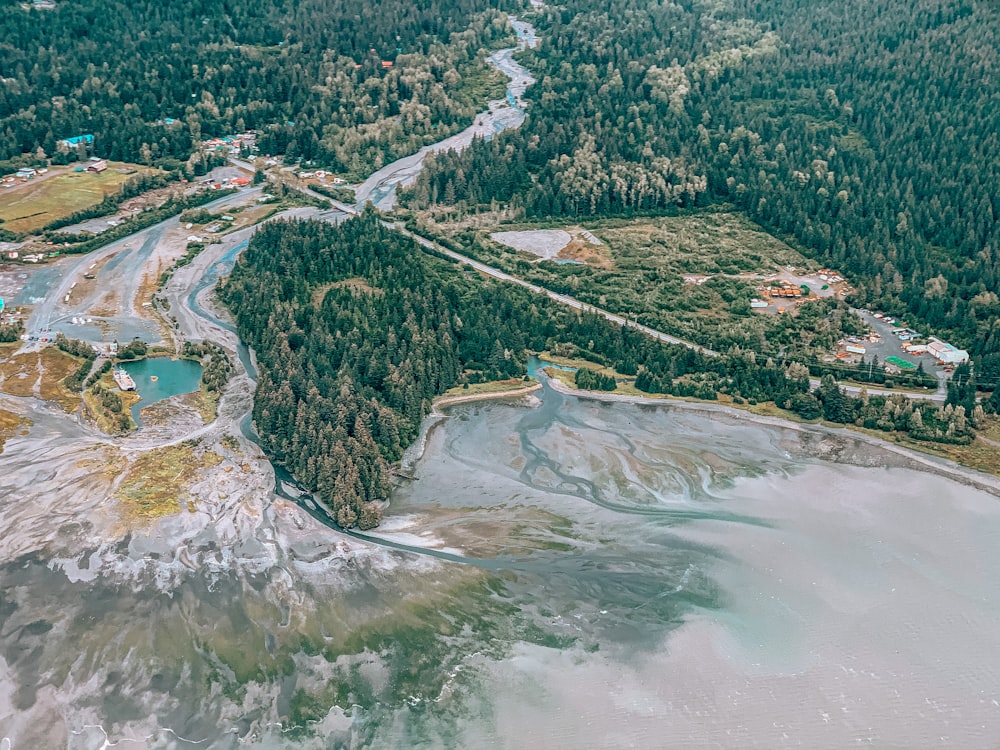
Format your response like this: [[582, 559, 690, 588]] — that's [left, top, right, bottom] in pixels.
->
[[3, 376, 1000, 748]]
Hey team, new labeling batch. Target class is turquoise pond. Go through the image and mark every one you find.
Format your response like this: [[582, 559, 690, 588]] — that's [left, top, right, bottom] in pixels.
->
[[120, 357, 203, 425]]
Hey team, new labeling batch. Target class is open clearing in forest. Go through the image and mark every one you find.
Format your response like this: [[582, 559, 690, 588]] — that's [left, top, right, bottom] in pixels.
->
[[433, 211, 838, 351], [0, 162, 150, 233]]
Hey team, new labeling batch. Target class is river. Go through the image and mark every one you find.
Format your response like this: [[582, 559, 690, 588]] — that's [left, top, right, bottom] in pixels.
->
[[352, 16, 538, 210], [4, 10, 1000, 749]]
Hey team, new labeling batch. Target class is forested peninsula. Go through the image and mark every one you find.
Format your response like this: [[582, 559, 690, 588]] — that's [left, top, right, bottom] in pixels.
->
[[223, 215, 980, 527]]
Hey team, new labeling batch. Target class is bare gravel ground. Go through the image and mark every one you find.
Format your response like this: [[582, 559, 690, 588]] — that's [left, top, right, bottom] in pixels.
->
[[490, 229, 572, 259]]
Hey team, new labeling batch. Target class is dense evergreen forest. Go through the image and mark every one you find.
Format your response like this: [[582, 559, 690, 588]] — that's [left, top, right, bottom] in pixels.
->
[[402, 0, 1000, 362], [223, 216, 977, 528], [0, 0, 513, 176]]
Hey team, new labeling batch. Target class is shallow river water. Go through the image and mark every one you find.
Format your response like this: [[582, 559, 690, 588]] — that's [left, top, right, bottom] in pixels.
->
[[2, 374, 1000, 748]]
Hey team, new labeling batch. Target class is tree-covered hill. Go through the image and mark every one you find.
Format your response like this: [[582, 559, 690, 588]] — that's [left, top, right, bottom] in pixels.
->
[[403, 0, 1000, 358], [221, 212, 552, 527], [0, 0, 513, 175]]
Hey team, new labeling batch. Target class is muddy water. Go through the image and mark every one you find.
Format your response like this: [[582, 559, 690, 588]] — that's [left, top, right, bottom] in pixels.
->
[[383, 388, 1000, 748], [2, 378, 1000, 748]]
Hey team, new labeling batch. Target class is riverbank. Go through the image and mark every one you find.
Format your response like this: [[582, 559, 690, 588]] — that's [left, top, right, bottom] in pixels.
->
[[352, 15, 538, 209], [433, 382, 541, 413], [542, 369, 1000, 497]]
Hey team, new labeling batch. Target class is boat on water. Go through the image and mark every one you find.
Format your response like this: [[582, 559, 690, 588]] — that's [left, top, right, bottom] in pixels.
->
[[112, 368, 136, 391]]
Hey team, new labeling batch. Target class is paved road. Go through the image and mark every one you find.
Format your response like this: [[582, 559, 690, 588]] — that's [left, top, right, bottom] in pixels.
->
[[394, 224, 711, 352], [398, 227, 946, 401]]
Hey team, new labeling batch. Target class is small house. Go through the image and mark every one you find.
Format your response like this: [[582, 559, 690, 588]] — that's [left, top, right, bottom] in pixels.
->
[[86, 159, 107, 173], [59, 134, 94, 148]]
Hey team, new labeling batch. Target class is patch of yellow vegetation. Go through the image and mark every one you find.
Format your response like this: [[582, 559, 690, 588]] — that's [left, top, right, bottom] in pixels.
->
[[0, 346, 83, 412], [134, 265, 163, 315], [0, 407, 30, 454], [39, 346, 85, 412], [116, 442, 224, 522], [75, 445, 127, 482], [197, 383, 219, 424], [557, 229, 613, 269], [441, 377, 527, 398], [0, 349, 39, 397]]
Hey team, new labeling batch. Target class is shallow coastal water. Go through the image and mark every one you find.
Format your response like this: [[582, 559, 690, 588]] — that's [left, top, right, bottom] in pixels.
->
[[2, 381, 1000, 748], [365, 388, 1000, 748]]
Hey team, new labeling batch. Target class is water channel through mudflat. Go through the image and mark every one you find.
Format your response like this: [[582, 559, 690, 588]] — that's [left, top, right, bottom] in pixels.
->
[[3, 372, 1000, 748], [4, 10, 1000, 747]]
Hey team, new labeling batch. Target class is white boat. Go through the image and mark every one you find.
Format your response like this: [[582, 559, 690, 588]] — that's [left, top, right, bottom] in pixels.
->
[[112, 368, 136, 391]]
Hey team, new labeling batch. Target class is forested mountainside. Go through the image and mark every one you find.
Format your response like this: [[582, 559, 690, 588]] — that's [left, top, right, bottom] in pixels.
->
[[0, 0, 512, 176], [403, 0, 1000, 358], [223, 215, 979, 527]]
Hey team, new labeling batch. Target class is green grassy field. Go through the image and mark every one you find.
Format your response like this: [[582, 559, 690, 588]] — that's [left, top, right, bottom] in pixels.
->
[[0, 162, 148, 233]]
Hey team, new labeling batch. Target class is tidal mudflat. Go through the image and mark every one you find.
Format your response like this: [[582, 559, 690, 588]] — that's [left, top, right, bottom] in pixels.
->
[[2, 380, 999, 748], [376, 385, 1000, 749]]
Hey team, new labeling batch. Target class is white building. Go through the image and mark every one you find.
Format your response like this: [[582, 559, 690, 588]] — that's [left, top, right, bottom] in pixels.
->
[[927, 338, 969, 364]]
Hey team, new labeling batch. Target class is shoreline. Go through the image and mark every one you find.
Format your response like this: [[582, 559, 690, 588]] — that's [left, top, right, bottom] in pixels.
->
[[540, 372, 1000, 497], [399, 383, 543, 474], [431, 382, 542, 414]]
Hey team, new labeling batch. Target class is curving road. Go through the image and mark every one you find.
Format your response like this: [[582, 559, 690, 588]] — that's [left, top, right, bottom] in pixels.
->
[[393, 223, 710, 353]]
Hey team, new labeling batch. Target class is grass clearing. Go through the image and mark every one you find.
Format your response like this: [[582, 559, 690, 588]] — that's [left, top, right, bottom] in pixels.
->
[[0, 348, 39, 397], [38, 346, 86, 411], [0, 162, 151, 233], [1, 345, 86, 412], [429, 210, 863, 354], [116, 441, 223, 522], [441, 377, 530, 398], [197, 383, 219, 423]]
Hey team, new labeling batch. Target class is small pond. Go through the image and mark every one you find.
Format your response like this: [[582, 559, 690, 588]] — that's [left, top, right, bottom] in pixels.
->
[[121, 357, 203, 426]]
